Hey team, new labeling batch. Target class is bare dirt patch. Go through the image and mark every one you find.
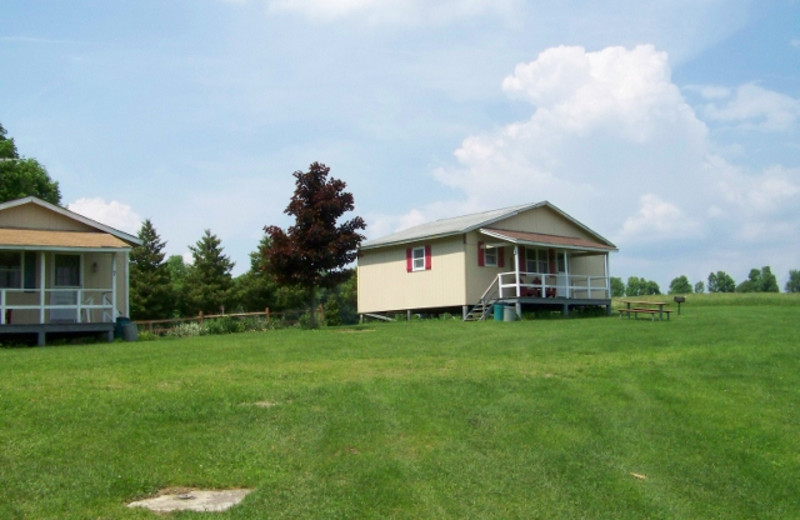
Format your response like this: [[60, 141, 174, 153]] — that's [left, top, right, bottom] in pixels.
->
[[127, 488, 252, 513]]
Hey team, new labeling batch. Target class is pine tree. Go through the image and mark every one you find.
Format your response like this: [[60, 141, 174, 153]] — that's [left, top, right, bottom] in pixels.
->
[[130, 219, 173, 320], [186, 229, 234, 315]]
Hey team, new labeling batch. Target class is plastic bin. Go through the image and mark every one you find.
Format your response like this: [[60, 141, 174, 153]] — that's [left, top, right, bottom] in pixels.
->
[[503, 306, 516, 322], [493, 304, 504, 321]]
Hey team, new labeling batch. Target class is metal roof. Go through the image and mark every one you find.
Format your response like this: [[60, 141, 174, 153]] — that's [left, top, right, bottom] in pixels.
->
[[360, 202, 546, 250], [360, 201, 617, 251]]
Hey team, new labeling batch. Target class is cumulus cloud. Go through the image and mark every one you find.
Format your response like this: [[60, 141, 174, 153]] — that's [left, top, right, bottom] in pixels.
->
[[433, 45, 711, 238], [67, 197, 142, 235], [391, 43, 799, 285], [701, 83, 800, 131]]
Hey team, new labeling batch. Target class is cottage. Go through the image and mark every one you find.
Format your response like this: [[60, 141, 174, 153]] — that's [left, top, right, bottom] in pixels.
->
[[357, 201, 617, 320], [0, 196, 141, 345]]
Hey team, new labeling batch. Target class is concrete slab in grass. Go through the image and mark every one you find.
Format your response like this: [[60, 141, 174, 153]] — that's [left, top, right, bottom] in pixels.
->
[[128, 488, 252, 513]]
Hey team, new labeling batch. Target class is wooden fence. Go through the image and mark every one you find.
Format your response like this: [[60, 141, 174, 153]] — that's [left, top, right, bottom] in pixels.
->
[[134, 306, 323, 335]]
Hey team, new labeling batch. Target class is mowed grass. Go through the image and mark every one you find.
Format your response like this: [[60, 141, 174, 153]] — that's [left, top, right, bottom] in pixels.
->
[[1, 295, 799, 519]]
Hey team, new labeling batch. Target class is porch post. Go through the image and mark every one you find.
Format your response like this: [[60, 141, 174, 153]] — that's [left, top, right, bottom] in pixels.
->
[[563, 250, 570, 298], [604, 253, 611, 298], [111, 252, 118, 321], [514, 246, 520, 297], [39, 252, 46, 324]]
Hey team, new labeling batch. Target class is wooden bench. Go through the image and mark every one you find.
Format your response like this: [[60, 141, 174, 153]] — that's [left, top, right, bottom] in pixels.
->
[[618, 308, 673, 321]]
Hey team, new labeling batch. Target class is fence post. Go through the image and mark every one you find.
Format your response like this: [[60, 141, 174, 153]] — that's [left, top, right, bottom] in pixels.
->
[[198, 311, 203, 324], [265, 307, 270, 324]]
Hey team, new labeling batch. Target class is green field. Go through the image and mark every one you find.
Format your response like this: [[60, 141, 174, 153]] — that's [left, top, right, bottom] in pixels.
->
[[2, 294, 799, 519]]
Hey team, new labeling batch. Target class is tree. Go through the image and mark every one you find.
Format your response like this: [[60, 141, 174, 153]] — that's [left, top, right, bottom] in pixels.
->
[[708, 271, 735, 293], [694, 281, 705, 294], [737, 266, 779, 293], [130, 219, 173, 320], [264, 162, 366, 328], [626, 276, 660, 296], [786, 270, 800, 293], [668, 275, 693, 295], [165, 255, 191, 317], [0, 123, 61, 204], [186, 229, 235, 315], [610, 276, 625, 297]]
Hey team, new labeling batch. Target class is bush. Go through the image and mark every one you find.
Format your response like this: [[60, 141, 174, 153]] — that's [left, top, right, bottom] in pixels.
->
[[166, 322, 207, 338]]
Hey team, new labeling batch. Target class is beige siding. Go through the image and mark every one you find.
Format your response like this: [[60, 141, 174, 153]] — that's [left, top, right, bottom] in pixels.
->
[[358, 237, 466, 313], [0, 204, 96, 232], [495, 206, 596, 240], [464, 230, 511, 304]]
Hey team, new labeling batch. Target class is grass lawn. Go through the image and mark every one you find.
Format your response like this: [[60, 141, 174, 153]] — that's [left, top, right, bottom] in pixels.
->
[[1, 294, 799, 519]]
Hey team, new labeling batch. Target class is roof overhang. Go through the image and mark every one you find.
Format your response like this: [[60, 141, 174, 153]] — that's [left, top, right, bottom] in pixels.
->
[[480, 228, 618, 254], [0, 229, 133, 252]]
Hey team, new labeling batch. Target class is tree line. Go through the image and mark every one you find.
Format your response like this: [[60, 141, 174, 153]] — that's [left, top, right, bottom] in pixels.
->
[[611, 266, 799, 297], [129, 162, 365, 326]]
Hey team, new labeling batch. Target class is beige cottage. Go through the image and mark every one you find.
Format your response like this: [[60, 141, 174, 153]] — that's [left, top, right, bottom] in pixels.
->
[[357, 201, 617, 320], [0, 196, 141, 345]]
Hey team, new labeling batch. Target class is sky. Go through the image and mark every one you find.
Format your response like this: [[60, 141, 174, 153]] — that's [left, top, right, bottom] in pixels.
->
[[1, 0, 798, 290]]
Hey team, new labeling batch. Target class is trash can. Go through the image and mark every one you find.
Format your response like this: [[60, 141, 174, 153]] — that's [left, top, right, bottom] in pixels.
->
[[503, 306, 516, 322], [494, 304, 504, 321], [115, 317, 131, 339], [122, 322, 138, 342]]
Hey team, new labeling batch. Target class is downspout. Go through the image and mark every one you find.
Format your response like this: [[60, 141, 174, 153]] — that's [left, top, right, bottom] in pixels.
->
[[111, 252, 118, 321]]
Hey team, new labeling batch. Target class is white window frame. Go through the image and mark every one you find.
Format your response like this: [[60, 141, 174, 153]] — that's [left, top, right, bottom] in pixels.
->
[[53, 253, 82, 288], [412, 246, 426, 272], [526, 248, 549, 274], [484, 247, 498, 267]]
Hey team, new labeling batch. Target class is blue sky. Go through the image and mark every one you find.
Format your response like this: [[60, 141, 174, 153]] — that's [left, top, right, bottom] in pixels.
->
[[2, 0, 798, 289]]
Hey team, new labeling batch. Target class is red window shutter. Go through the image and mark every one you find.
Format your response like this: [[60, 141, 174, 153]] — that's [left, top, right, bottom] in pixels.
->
[[425, 245, 432, 270], [549, 249, 556, 274], [406, 248, 412, 272], [498, 247, 505, 268], [518, 248, 526, 272], [478, 241, 485, 267]]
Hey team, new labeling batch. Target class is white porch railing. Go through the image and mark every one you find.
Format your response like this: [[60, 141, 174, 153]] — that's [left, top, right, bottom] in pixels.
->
[[496, 271, 611, 300], [0, 288, 115, 325]]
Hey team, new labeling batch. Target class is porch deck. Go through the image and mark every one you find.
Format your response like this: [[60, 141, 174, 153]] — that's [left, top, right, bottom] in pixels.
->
[[0, 322, 115, 346]]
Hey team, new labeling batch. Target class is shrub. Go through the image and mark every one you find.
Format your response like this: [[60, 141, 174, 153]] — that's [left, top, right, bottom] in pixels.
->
[[166, 322, 207, 338]]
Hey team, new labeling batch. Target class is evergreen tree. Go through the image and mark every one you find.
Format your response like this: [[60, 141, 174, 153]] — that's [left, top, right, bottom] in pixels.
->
[[186, 229, 234, 315], [130, 219, 173, 320], [264, 162, 365, 328], [165, 255, 191, 317], [0, 123, 61, 204]]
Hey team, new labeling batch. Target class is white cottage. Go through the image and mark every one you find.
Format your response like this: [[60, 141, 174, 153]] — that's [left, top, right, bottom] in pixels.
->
[[0, 196, 141, 345]]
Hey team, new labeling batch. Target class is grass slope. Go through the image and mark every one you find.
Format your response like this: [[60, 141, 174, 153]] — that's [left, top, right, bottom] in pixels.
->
[[1, 296, 799, 519]]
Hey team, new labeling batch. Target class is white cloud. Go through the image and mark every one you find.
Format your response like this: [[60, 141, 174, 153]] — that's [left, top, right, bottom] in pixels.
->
[[701, 83, 800, 131], [67, 198, 142, 235], [621, 194, 701, 240]]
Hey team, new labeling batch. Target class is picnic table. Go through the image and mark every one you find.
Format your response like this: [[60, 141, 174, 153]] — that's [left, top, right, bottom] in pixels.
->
[[619, 300, 672, 321]]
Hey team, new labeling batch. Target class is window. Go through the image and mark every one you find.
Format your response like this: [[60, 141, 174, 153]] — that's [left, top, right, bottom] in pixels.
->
[[526, 248, 548, 274], [478, 242, 505, 268], [0, 252, 22, 288], [484, 248, 497, 267], [406, 245, 432, 272], [54, 254, 81, 287]]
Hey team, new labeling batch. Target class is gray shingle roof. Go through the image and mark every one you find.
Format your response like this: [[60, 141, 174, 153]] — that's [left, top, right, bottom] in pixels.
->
[[361, 202, 547, 250]]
